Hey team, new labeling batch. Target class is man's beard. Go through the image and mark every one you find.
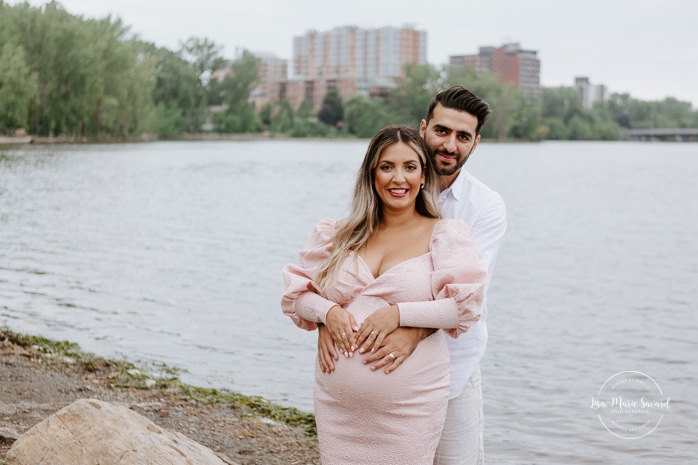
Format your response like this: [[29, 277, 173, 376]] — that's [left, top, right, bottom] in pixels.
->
[[431, 148, 467, 176]]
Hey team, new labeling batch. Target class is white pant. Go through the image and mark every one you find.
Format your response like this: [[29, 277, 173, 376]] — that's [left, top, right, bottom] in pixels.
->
[[434, 365, 484, 465]]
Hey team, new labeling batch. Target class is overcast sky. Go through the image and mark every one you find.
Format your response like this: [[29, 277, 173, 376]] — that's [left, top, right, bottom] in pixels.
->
[[8, 0, 698, 106]]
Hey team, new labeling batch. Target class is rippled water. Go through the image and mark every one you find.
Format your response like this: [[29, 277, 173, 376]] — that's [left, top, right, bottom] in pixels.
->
[[1, 140, 696, 463]]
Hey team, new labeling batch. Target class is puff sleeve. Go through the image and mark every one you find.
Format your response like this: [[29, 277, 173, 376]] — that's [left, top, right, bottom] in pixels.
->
[[397, 220, 487, 338], [281, 219, 338, 330]]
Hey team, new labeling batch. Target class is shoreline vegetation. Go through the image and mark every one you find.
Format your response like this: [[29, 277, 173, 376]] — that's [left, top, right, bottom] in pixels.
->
[[2, 2, 697, 144], [0, 132, 299, 146], [0, 327, 319, 464], [0, 131, 356, 146], [0, 132, 526, 146], [0, 131, 671, 148]]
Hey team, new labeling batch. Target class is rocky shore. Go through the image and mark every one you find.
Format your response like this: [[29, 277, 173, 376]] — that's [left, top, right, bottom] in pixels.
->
[[0, 329, 319, 465]]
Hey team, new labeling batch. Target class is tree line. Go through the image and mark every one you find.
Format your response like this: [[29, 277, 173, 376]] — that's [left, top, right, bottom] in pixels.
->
[[2, 1, 697, 140], [0, 1, 261, 138], [337, 64, 698, 141]]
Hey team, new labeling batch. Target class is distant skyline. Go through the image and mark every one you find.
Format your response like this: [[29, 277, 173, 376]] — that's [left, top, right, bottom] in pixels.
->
[[6, 0, 697, 107]]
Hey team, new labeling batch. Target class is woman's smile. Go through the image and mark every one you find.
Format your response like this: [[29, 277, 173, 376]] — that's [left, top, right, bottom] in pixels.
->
[[387, 188, 409, 197]]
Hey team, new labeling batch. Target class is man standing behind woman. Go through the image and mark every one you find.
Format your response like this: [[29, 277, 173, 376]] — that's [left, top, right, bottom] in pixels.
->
[[421, 86, 506, 465], [282, 124, 487, 464], [312, 87, 507, 464]]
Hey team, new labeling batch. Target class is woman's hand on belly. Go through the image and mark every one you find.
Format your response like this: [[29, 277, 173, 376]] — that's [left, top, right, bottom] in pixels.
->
[[325, 305, 359, 357], [356, 304, 400, 354]]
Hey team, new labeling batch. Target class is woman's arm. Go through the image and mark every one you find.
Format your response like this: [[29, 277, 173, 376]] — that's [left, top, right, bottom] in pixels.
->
[[281, 219, 336, 330]]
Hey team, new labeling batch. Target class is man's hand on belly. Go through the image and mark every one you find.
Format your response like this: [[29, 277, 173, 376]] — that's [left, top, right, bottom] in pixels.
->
[[317, 324, 339, 373], [362, 327, 436, 374]]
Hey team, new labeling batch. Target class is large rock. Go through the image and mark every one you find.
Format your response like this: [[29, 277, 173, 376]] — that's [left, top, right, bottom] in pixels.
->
[[6, 398, 233, 465]]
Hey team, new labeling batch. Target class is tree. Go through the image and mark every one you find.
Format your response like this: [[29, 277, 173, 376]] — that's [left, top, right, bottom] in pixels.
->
[[443, 63, 479, 90], [540, 118, 568, 140], [589, 103, 620, 140], [0, 43, 38, 132], [606, 93, 633, 129], [654, 97, 694, 128], [179, 37, 225, 85], [270, 100, 295, 133], [606, 93, 661, 130], [566, 115, 594, 140], [344, 95, 392, 138], [259, 100, 295, 133], [509, 91, 542, 140], [318, 88, 344, 127], [0, 1, 155, 138], [289, 120, 331, 138], [541, 87, 584, 122], [145, 44, 207, 133], [390, 63, 441, 126], [296, 99, 314, 119], [80, 18, 156, 137], [214, 50, 260, 133], [481, 81, 521, 141], [448, 66, 524, 140]]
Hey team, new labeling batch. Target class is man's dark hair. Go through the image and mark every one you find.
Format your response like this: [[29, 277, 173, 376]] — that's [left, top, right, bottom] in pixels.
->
[[425, 86, 492, 135]]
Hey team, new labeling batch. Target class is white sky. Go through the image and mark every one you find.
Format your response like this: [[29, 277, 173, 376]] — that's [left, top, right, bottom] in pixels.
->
[[8, 0, 698, 107]]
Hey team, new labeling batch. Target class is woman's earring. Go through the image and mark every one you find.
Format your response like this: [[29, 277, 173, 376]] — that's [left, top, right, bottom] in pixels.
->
[[420, 183, 425, 189]]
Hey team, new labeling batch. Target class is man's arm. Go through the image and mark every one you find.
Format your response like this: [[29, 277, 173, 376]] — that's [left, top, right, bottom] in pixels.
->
[[471, 194, 507, 291]]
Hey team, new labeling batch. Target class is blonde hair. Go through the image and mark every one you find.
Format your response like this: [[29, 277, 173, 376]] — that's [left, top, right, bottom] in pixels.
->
[[317, 125, 441, 291]]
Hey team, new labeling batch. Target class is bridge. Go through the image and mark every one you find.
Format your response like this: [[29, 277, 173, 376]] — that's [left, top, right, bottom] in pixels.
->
[[627, 128, 698, 142]]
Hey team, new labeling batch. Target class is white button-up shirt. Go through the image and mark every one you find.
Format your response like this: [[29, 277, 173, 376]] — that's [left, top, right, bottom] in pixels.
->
[[439, 168, 507, 399]]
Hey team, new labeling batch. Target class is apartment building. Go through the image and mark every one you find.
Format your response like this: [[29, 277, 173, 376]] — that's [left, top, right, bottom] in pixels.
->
[[450, 43, 541, 92], [288, 25, 427, 110], [574, 77, 607, 109], [293, 25, 426, 80]]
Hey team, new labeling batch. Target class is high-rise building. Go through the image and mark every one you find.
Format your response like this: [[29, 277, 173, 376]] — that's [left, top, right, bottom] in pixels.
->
[[293, 25, 426, 80], [287, 25, 426, 111], [450, 43, 540, 92], [574, 77, 607, 109]]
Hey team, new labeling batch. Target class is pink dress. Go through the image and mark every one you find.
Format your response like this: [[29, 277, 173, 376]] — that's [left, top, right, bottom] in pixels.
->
[[282, 219, 486, 465]]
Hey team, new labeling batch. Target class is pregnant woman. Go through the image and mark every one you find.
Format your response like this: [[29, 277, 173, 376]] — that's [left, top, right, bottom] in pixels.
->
[[282, 125, 486, 464]]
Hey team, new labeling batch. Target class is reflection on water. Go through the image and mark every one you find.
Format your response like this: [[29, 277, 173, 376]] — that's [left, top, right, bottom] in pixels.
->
[[1, 140, 696, 463]]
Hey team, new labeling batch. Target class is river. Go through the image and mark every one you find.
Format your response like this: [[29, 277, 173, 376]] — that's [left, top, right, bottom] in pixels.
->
[[1, 140, 696, 463]]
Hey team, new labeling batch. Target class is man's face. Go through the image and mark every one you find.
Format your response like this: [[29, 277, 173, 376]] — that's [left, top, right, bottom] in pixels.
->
[[420, 104, 480, 178]]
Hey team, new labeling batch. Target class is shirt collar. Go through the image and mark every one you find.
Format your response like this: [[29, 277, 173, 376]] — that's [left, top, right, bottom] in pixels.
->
[[439, 168, 468, 202]]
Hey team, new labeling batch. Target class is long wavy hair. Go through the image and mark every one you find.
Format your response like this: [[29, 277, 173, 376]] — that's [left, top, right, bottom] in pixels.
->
[[317, 125, 441, 291]]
